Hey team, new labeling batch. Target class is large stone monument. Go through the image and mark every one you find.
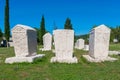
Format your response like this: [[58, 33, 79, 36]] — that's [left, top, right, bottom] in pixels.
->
[[5, 24, 45, 64], [75, 39, 85, 49], [51, 29, 78, 63], [83, 24, 117, 62], [40, 33, 52, 51]]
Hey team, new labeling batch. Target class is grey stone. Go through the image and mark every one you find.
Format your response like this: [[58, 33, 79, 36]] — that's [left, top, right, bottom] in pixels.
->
[[40, 33, 52, 51], [51, 29, 78, 63], [75, 39, 85, 49], [5, 24, 45, 64], [83, 24, 117, 62]]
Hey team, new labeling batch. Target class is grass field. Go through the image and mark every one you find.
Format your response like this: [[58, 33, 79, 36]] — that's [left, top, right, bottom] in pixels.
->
[[109, 43, 120, 51], [0, 44, 120, 80]]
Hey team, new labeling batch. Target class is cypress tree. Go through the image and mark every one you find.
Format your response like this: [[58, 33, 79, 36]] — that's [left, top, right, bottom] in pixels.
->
[[64, 18, 73, 29], [4, 0, 10, 43], [39, 15, 46, 45], [0, 28, 3, 42]]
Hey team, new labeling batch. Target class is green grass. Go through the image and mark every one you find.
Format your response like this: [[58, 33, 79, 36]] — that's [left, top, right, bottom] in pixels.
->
[[109, 43, 120, 51], [0, 44, 120, 80]]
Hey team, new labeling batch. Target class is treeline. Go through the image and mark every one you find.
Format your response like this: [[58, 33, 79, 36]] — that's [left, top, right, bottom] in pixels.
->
[[75, 34, 89, 44], [75, 26, 120, 44], [110, 26, 120, 42], [1, 0, 73, 46], [2, 0, 120, 46], [35, 17, 73, 45]]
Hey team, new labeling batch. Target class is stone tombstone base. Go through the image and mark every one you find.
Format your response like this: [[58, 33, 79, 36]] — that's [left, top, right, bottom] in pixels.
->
[[39, 48, 51, 51], [5, 54, 45, 64], [109, 51, 120, 55], [50, 57, 78, 63], [83, 55, 117, 62]]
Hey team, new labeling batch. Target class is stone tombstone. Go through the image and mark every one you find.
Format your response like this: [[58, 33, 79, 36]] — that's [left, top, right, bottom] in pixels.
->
[[83, 24, 117, 62], [12, 24, 37, 57], [75, 39, 85, 49], [89, 24, 110, 59], [83, 44, 89, 51], [5, 24, 45, 64], [42, 33, 52, 51], [51, 29, 78, 63], [113, 39, 118, 43], [8, 37, 14, 47]]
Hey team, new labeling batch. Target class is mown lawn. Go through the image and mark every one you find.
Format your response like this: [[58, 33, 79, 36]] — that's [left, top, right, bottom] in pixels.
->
[[0, 44, 120, 80], [109, 43, 120, 51]]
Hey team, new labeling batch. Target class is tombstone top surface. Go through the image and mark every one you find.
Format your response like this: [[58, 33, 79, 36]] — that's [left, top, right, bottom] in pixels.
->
[[12, 24, 36, 32], [53, 29, 73, 31], [78, 39, 84, 41], [53, 29, 74, 34], [43, 33, 52, 37], [91, 24, 110, 33]]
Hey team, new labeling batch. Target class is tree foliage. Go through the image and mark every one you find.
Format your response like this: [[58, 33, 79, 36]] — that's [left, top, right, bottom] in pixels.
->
[[64, 18, 73, 29], [0, 28, 3, 42], [110, 26, 120, 42], [92, 25, 97, 29], [4, 0, 10, 42], [75, 34, 89, 44], [39, 15, 46, 45]]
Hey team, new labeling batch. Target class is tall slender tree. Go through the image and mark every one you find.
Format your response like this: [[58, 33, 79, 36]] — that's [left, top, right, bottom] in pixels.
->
[[4, 0, 10, 45], [64, 18, 73, 29], [0, 28, 3, 42], [39, 15, 46, 45]]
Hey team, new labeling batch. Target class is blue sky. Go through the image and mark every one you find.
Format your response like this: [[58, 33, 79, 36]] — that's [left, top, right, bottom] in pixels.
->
[[0, 0, 120, 35]]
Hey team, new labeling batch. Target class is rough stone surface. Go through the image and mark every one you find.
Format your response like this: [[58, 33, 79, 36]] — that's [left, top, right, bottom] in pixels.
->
[[51, 29, 78, 63], [109, 51, 120, 55], [5, 24, 45, 64], [83, 24, 117, 62], [83, 55, 117, 62], [89, 24, 110, 59], [5, 54, 45, 64], [40, 33, 52, 51], [75, 39, 85, 49], [12, 24, 37, 57]]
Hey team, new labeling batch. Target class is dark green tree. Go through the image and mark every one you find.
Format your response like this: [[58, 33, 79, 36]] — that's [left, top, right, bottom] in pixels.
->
[[4, 0, 10, 45], [39, 15, 46, 45], [64, 18, 73, 29], [0, 28, 3, 42], [113, 26, 120, 42], [110, 26, 120, 43], [110, 27, 115, 42]]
